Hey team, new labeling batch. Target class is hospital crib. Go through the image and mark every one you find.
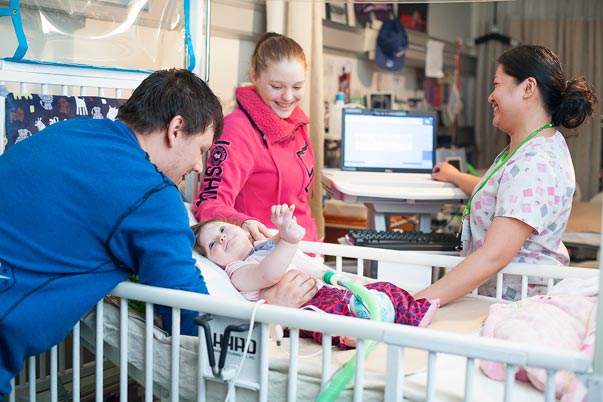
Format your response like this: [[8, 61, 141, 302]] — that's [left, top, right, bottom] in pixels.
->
[[5, 239, 603, 402]]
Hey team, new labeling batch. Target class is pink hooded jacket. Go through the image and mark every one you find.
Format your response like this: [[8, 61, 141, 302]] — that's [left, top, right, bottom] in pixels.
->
[[194, 86, 318, 241]]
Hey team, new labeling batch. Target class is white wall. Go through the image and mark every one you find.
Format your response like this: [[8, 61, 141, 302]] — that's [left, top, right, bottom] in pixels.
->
[[207, 36, 256, 112], [427, 2, 477, 53]]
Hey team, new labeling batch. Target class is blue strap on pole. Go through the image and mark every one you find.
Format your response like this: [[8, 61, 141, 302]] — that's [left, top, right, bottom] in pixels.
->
[[0, 0, 28, 59], [183, 0, 196, 72]]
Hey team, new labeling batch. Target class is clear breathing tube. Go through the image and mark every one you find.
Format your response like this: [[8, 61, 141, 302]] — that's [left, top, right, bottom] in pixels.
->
[[316, 271, 382, 402]]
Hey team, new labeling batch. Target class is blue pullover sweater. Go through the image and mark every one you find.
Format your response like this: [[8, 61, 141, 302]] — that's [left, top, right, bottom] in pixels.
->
[[0, 118, 208, 395]]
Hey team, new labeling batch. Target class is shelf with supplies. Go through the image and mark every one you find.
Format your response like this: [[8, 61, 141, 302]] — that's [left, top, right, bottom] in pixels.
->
[[323, 20, 476, 75]]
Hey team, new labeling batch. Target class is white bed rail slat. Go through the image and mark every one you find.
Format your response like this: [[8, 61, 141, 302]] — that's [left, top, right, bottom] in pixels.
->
[[384, 345, 404, 402], [425, 352, 436, 402], [95, 299, 104, 402], [288, 328, 299, 401], [321, 334, 333, 390], [463, 358, 475, 402], [196, 327, 206, 402], [50, 346, 58, 402], [72, 322, 81, 402], [589, 216, 603, 401], [170, 308, 181, 401], [521, 275, 528, 299], [259, 324, 270, 402], [496, 272, 503, 299], [9, 378, 15, 402], [27, 357, 35, 401], [545, 369, 556, 402], [353, 340, 366, 402], [119, 298, 129, 401], [503, 364, 515, 402], [145, 302, 155, 402]]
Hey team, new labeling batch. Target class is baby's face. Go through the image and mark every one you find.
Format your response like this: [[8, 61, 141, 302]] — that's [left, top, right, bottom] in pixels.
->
[[198, 221, 254, 267]]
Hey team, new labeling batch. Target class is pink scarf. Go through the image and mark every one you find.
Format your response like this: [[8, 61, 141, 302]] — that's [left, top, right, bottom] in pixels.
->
[[235, 86, 309, 145]]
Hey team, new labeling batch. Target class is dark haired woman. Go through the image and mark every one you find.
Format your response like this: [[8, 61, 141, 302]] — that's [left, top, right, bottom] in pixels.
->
[[416, 45, 598, 305]]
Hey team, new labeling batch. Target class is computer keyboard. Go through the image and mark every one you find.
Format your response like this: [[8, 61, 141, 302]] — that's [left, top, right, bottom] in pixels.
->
[[346, 230, 460, 252]]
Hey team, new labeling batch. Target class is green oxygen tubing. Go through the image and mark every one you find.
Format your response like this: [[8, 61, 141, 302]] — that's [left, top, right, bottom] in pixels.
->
[[316, 271, 383, 402]]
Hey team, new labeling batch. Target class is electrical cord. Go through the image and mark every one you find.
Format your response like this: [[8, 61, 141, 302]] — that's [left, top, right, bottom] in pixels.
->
[[223, 299, 264, 402]]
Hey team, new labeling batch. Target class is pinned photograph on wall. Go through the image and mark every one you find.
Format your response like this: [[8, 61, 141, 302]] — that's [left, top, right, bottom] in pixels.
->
[[337, 61, 352, 102], [398, 4, 428, 33], [326, 3, 348, 25]]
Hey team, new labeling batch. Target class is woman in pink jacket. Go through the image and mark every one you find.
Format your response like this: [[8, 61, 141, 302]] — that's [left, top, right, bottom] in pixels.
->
[[194, 32, 318, 242]]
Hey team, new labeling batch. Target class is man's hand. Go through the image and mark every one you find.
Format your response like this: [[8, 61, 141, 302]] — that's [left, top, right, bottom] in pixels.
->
[[242, 219, 272, 241], [259, 269, 318, 308]]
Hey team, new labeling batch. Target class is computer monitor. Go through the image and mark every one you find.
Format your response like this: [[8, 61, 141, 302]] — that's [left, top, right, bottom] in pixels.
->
[[340, 108, 437, 173]]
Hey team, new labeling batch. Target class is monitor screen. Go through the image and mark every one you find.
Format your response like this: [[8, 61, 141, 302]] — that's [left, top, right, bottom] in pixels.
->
[[340, 108, 437, 173]]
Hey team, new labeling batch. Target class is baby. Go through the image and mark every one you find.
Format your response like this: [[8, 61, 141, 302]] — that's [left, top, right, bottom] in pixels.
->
[[192, 204, 437, 348]]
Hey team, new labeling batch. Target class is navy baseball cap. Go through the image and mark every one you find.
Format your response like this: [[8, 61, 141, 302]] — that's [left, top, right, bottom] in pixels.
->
[[375, 19, 408, 72]]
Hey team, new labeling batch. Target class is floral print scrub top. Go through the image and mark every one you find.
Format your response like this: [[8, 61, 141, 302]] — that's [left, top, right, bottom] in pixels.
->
[[462, 131, 575, 300]]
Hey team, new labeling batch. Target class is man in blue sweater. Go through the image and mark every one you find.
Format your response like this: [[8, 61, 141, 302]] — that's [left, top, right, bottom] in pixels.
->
[[0, 67, 320, 397], [0, 68, 225, 396]]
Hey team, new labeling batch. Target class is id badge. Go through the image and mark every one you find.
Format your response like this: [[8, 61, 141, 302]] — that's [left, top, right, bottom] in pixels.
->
[[461, 218, 470, 243], [455, 217, 470, 251]]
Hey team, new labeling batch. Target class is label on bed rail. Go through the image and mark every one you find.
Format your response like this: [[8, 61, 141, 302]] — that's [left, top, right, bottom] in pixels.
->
[[199, 315, 262, 386]]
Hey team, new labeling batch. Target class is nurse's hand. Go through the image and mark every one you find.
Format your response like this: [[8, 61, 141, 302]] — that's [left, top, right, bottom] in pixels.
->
[[242, 219, 272, 241], [431, 161, 460, 183], [259, 269, 318, 308]]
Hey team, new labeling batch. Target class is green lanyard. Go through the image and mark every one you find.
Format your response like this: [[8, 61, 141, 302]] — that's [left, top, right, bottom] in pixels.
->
[[463, 122, 553, 217]]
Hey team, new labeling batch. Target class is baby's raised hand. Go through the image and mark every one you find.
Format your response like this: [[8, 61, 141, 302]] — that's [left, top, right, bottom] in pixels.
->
[[271, 204, 305, 244], [271, 203, 295, 228], [280, 216, 305, 244]]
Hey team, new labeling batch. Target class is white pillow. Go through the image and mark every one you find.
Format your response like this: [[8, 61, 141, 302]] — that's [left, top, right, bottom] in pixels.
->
[[193, 251, 245, 301], [184, 202, 245, 301], [184, 201, 198, 225]]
